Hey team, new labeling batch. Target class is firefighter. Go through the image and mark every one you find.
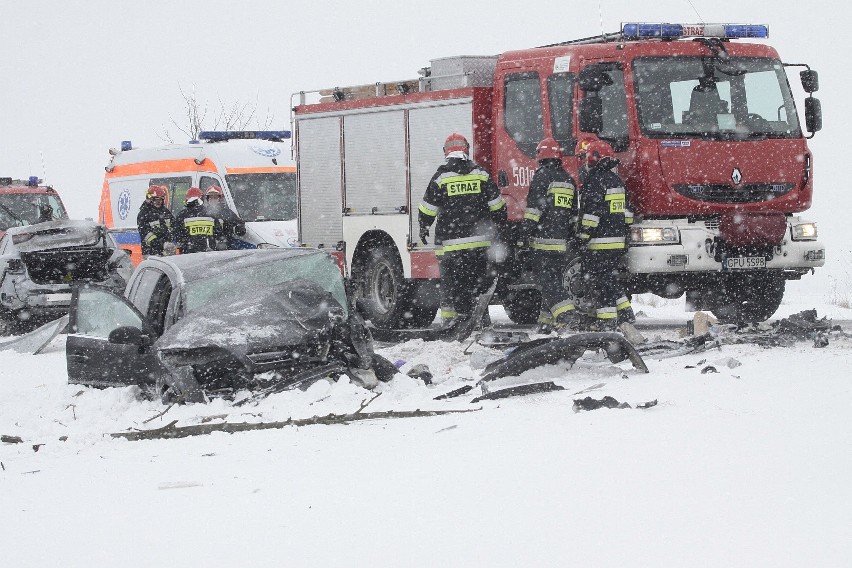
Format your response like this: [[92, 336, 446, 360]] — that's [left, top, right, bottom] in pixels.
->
[[418, 133, 507, 325], [522, 137, 580, 332], [203, 185, 247, 250], [136, 185, 175, 257], [575, 137, 638, 334], [175, 187, 215, 253]]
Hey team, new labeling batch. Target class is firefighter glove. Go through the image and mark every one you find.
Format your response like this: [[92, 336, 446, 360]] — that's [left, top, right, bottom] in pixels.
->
[[419, 225, 429, 245]]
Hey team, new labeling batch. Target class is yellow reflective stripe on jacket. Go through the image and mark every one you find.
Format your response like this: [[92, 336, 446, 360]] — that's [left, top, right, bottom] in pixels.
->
[[440, 308, 458, 319], [596, 307, 617, 319], [588, 241, 626, 250], [624, 211, 634, 225], [581, 214, 600, 227], [488, 197, 506, 212], [524, 209, 541, 222], [531, 237, 568, 252], [552, 301, 576, 318], [616, 296, 632, 310], [144, 232, 157, 244], [419, 202, 438, 217], [443, 240, 491, 252]]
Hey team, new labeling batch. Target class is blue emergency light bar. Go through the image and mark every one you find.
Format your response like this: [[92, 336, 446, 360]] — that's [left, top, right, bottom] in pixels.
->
[[621, 23, 769, 40], [198, 130, 291, 142], [27, 176, 39, 186]]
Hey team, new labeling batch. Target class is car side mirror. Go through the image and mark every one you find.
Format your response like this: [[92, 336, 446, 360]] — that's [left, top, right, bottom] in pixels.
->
[[108, 326, 150, 346]]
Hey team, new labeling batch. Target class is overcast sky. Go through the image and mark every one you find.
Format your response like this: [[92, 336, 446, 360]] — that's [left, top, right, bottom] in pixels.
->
[[1, 0, 845, 286]]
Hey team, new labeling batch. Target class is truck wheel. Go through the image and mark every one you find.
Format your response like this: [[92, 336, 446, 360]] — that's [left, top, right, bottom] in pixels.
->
[[359, 246, 410, 329], [712, 275, 786, 324], [502, 288, 541, 325]]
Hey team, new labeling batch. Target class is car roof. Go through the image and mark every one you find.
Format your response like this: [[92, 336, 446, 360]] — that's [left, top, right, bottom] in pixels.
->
[[4, 218, 101, 236], [136, 248, 327, 284]]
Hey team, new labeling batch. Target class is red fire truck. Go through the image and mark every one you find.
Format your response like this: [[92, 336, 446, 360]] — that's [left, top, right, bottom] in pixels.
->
[[292, 23, 825, 327]]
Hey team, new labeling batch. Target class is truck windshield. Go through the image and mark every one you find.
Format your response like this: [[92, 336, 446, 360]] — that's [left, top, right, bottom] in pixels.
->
[[0, 194, 67, 231], [633, 57, 800, 139], [225, 172, 297, 222]]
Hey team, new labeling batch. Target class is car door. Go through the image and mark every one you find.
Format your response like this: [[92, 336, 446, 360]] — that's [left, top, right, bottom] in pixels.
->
[[66, 284, 164, 387]]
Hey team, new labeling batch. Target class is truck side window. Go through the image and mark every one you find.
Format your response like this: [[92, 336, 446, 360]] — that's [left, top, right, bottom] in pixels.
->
[[598, 69, 629, 147], [548, 73, 575, 149], [504, 72, 544, 158]]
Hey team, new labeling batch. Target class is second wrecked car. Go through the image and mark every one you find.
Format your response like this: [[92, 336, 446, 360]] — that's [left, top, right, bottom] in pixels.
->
[[66, 249, 395, 403]]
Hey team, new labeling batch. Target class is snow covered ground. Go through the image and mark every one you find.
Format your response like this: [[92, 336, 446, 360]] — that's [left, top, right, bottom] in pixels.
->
[[2, 298, 851, 567]]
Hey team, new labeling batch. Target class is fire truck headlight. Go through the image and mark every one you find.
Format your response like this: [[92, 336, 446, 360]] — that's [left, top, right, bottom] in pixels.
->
[[792, 223, 817, 241], [630, 226, 680, 245]]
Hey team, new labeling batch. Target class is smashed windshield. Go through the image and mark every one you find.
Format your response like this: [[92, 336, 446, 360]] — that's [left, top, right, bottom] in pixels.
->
[[184, 253, 347, 317], [633, 57, 801, 139], [225, 172, 297, 222], [0, 194, 67, 231]]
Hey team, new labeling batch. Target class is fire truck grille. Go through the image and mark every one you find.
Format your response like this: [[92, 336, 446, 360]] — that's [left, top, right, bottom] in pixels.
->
[[674, 183, 794, 204]]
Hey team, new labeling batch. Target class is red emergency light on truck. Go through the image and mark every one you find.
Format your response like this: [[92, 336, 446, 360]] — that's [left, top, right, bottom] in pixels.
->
[[292, 23, 825, 328]]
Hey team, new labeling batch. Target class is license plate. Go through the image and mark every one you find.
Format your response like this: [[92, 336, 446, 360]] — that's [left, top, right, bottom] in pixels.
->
[[45, 293, 72, 303], [724, 256, 766, 270]]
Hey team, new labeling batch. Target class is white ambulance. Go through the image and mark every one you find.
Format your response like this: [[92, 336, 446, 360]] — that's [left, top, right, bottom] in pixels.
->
[[99, 131, 297, 264]]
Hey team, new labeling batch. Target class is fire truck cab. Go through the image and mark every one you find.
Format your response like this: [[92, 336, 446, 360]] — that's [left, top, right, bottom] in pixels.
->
[[293, 23, 825, 327], [100, 131, 298, 265]]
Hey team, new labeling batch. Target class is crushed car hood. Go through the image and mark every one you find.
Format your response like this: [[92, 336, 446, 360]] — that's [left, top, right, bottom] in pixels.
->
[[9, 219, 105, 252], [157, 279, 344, 359]]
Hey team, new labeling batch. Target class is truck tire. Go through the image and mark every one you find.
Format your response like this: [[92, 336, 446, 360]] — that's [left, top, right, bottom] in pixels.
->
[[359, 245, 433, 329], [711, 275, 786, 324], [502, 288, 540, 325]]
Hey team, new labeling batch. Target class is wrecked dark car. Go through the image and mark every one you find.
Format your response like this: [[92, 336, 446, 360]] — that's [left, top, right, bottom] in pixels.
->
[[66, 249, 394, 404], [0, 219, 132, 332]]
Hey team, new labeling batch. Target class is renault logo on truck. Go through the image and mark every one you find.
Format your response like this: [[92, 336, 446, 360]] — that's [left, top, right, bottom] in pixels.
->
[[731, 167, 743, 185]]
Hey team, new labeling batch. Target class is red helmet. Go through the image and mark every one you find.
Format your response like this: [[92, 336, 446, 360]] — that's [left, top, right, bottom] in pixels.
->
[[185, 187, 203, 205], [146, 185, 167, 200], [205, 185, 224, 197], [577, 137, 614, 165], [443, 133, 470, 156], [536, 137, 562, 161]]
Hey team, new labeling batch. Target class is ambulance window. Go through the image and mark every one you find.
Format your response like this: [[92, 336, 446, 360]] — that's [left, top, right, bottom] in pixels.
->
[[150, 176, 192, 215], [548, 73, 575, 148], [200, 176, 221, 194], [504, 72, 544, 158]]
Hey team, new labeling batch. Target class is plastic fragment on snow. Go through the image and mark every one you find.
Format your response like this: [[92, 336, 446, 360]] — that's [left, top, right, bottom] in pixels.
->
[[572, 396, 631, 412], [700, 365, 719, 374], [434, 385, 474, 400], [470, 381, 565, 403], [712, 357, 742, 369]]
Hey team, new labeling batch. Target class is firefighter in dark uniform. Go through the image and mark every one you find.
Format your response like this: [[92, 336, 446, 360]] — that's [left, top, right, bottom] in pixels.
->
[[418, 133, 507, 325], [576, 137, 637, 331], [136, 185, 175, 257], [203, 185, 247, 249], [522, 137, 579, 332], [175, 187, 216, 253]]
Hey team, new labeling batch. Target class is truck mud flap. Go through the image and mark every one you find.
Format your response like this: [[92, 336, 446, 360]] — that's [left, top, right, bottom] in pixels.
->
[[368, 281, 496, 344], [479, 332, 648, 384]]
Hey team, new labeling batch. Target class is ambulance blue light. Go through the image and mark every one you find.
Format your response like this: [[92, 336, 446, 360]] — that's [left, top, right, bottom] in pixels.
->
[[621, 23, 769, 40], [27, 176, 39, 186], [198, 130, 291, 142], [121, 140, 132, 151]]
